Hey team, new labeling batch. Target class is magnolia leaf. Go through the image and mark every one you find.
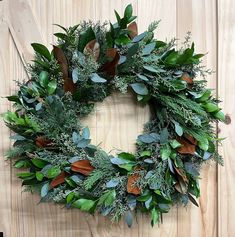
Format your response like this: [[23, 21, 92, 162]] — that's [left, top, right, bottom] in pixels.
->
[[71, 159, 94, 176], [36, 172, 44, 181], [78, 27, 95, 52], [127, 22, 138, 39], [50, 171, 68, 188], [31, 43, 51, 61], [39, 71, 49, 87], [124, 4, 133, 20], [188, 193, 199, 207], [31, 158, 48, 168], [160, 144, 171, 160], [127, 173, 141, 195], [84, 39, 100, 61], [130, 83, 148, 95], [151, 208, 159, 227], [72, 198, 96, 212], [46, 166, 61, 179], [47, 80, 57, 95], [160, 127, 169, 144]]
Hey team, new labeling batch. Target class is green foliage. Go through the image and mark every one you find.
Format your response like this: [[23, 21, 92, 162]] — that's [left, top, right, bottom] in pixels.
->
[[3, 3, 225, 227]]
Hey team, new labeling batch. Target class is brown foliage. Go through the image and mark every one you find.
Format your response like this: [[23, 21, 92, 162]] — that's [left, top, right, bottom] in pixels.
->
[[50, 171, 68, 188], [127, 22, 138, 39], [71, 159, 94, 176], [127, 173, 141, 195], [53, 45, 76, 92]]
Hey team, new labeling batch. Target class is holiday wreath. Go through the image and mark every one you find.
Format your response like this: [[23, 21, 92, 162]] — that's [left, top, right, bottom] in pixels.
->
[[3, 4, 224, 227]]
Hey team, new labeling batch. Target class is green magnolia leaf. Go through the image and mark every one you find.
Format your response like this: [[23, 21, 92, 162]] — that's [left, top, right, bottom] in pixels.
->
[[114, 10, 121, 23], [124, 4, 133, 20], [31, 43, 51, 61], [78, 27, 95, 52], [41, 182, 50, 198], [160, 144, 171, 160], [31, 158, 48, 168], [47, 80, 57, 95], [72, 198, 96, 212], [198, 138, 209, 151], [170, 139, 182, 149], [140, 150, 151, 157], [151, 208, 159, 227], [91, 73, 107, 83], [66, 192, 75, 204], [39, 71, 49, 87], [36, 172, 44, 181], [203, 102, 219, 113], [98, 190, 116, 207], [46, 166, 61, 179], [160, 127, 169, 144], [118, 152, 135, 161], [197, 90, 211, 102], [115, 35, 131, 45], [213, 110, 225, 121], [130, 83, 148, 95], [17, 172, 35, 180]]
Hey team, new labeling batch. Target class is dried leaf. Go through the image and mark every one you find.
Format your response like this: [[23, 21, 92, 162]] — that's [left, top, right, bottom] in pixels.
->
[[71, 159, 94, 176], [84, 39, 100, 61], [181, 73, 193, 84], [53, 45, 75, 92], [188, 193, 199, 207], [177, 137, 196, 155], [50, 171, 68, 188], [99, 48, 120, 76], [174, 167, 188, 183], [35, 136, 53, 148], [185, 134, 197, 145], [127, 173, 141, 195], [127, 22, 138, 39]]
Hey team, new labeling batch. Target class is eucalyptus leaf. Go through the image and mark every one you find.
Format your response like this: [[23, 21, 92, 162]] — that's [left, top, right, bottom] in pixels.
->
[[91, 73, 107, 83], [130, 83, 148, 95], [41, 182, 50, 198]]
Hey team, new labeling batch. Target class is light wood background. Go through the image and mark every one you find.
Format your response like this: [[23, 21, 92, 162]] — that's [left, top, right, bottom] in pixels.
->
[[0, 0, 234, 236]]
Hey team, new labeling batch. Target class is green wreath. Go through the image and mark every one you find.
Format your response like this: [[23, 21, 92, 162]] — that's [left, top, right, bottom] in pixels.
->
[[3, 4, 224, 227]]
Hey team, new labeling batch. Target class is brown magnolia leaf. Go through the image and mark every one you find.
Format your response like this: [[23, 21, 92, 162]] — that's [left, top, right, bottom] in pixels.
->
[[50, 171, 68, 188], [127, 21, 138, 39], [35, 136, 53, 148], [174, 179, 188, 194], [174, 167, 188, 183], [185, 134, 197, 145], [53, 45, 76, 92], [84, 39, 100, 61], [127, 173, 141, 195], [188, 193, 199, 207], [71, 159, 94, 176], [177, 137, 196, 155], [181, 73, 193, 84], [99, 48, 120, 77]]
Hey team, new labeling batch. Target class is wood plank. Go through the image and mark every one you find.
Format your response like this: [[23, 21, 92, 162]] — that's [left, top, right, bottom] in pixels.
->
[[8, 0, 45, 63], [176, 0, 218, 236], [217, 0, 235, 236], [0, 1, 11, 236]]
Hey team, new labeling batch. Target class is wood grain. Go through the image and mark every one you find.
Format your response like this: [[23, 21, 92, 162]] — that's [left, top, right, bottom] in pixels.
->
[[217, 0, 235, 236], [177, 1, 218, 237], [0, 0, 233, 236]]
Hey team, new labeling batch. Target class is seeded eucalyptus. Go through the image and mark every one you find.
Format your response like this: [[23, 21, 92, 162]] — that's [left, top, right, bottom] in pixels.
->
[[3, 4, 224, 227]]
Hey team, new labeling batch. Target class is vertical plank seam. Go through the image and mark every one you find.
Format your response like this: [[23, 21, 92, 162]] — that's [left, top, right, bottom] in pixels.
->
[[215, 0, 219, 236]]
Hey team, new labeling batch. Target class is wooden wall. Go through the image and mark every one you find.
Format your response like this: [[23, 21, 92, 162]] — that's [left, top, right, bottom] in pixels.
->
[[0, 0, 234, 236]]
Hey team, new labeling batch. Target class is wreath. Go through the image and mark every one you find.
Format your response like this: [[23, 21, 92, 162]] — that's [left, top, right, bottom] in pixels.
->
[[3, 4, 224, 227]]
